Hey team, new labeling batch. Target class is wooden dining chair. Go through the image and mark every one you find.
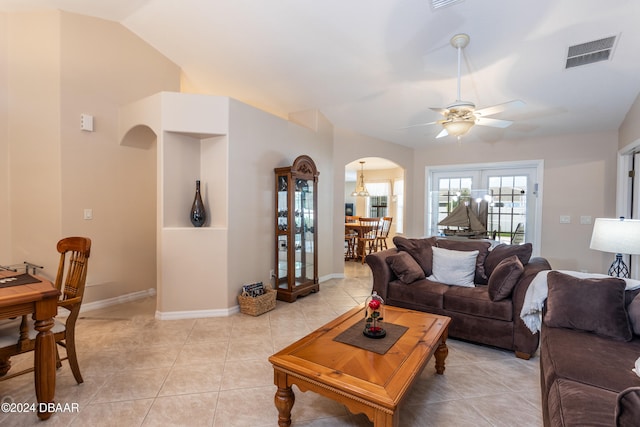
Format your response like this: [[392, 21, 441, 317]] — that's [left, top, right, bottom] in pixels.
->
[[356, 217, 380, 264], [375, 217, 393, 251], [0, 237, 91, 384]]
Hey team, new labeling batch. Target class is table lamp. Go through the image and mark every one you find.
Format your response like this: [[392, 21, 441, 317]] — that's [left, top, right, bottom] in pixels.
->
[[590, 217, 640, 278]]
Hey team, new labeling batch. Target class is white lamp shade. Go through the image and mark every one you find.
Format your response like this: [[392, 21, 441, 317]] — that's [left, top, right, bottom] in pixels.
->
[[590, 218, 640, 255]]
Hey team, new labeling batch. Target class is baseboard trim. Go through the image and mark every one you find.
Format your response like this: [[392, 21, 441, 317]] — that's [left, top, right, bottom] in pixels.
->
[[78, 274, 343, 319], [320, 273, 344, 281], [155, 306, 240, 320], [80, 288, 157, 313]]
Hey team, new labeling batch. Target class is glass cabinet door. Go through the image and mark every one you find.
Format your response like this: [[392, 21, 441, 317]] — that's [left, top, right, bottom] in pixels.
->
[[277, 175, 288, 288], [294, 178, 314, 286]]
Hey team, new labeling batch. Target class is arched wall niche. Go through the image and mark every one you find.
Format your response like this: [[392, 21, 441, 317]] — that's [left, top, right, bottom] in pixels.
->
[[120, 124, 157, 150]]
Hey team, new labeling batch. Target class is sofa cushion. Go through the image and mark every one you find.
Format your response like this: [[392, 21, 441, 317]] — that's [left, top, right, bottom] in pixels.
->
[[628, 293, 640, 336], [428, 246, 477, 287], [385, 252, 425, 284], [541, 326, 640, 394], [545, 271, 632, 341], [547, 378, 618, 427], [484, 243, 533, 277], [392, 236, 437, 276], [487, 255, 524, 301], [443, 285, 512, 321], [387, 278, 448, 309], [436, 239, 492, 284], [616, 387, 640, 427]]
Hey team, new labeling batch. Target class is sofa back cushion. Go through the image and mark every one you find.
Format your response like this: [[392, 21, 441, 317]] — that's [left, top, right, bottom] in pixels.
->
[[487, 255, 524, 301], [392, 236, 437, 276], [545, 271, 632, 341], [436, 239, 492, 284], [484, 243, 533, 277]]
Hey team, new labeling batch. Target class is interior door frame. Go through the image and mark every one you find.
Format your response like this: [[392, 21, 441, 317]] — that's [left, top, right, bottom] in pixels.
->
[[617, 139, 640, 278], [426, 160, 544, 257]]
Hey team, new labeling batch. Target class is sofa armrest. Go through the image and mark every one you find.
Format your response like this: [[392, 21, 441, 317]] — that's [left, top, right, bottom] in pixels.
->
[[365, 248, 399, 301], [616, 387, 640, 427], [511, 257, 552, 356]]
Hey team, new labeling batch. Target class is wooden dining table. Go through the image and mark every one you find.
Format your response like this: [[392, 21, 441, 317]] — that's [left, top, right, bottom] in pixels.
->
[[345, 221, 379, 261], [0, 270, 60, 420]]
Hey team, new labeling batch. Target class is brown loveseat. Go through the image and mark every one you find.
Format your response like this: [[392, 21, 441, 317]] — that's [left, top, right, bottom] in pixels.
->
[[366, 236, 551, 359], [539, 271, 640, 426]]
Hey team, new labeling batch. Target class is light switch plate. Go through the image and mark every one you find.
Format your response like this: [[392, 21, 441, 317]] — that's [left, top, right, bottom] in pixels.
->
[[83, 209, 93, 220], [560, 215, 571, 224], [81, 114, 94, 132]]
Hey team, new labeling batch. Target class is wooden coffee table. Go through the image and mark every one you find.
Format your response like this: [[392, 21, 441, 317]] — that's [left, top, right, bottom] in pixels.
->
[[269, 304, 450, 427]]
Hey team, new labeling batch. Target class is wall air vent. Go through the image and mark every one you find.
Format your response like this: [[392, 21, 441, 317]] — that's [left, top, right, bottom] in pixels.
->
[[565, 35, 617, 69], [432, 0, 464, 10]]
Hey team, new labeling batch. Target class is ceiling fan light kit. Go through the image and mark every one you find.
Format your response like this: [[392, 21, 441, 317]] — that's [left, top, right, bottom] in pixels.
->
[[442, 118, 475, 138]]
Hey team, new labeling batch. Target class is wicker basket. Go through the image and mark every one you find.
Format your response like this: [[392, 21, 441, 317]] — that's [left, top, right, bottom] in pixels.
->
[[238, 287, 276, 316]]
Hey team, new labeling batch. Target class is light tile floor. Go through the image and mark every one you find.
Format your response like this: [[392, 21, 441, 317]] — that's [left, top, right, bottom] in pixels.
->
[[0, 262, 543, 426]]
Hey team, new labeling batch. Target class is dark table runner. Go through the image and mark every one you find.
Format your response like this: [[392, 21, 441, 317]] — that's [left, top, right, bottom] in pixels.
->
[[333, 319, 408, 355], [0, 273, 42, 289]]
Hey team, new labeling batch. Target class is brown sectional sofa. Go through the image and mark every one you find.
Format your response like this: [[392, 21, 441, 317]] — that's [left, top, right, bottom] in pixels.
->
[[539, 271, 640, 426], [366, 236, 552, 359]]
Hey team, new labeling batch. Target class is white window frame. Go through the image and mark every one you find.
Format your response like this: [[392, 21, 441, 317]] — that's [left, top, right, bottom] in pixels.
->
[[426, 160, 544, 257]]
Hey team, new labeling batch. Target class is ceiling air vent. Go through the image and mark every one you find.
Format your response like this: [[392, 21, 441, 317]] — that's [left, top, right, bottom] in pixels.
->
[[432, 0, 464, 10], [565, 35, 617, 69]]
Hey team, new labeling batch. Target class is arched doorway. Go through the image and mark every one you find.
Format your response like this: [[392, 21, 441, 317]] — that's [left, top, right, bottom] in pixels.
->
[[344, 158, 405, 264]]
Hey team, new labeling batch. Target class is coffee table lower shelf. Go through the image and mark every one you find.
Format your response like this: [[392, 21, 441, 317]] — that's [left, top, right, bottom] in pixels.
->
[[269, 304, 450, 427]]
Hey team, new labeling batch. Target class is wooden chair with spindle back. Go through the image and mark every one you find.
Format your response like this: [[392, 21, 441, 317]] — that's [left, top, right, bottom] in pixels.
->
[[0, 237, 91, 384], [356, 217, 380, 264], [375, 217, 393, 251]]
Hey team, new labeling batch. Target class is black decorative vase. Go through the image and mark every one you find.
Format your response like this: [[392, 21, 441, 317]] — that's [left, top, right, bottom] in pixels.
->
[[190, 180, 207, 227]]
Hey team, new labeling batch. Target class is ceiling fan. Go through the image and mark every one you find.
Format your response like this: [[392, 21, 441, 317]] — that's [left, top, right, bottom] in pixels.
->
[[407, 33, 524, 140]]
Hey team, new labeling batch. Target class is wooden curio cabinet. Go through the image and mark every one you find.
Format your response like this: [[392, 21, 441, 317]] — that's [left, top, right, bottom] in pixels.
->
[[274, 155, 319, 302]]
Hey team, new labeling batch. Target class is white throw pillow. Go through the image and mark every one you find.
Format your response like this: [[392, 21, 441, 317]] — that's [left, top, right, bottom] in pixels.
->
[[427, 246, 478, 287]]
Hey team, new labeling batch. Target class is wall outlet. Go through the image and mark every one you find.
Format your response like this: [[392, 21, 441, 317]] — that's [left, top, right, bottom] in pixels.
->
[[559, 215, 571, 224]]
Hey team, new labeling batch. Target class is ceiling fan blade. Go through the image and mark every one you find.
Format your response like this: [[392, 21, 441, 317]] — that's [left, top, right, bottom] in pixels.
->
[[476, 117, 513, 128], [435, 128, 449, 138], [400, 120, 441, 130], [475, 100, 525, 117]]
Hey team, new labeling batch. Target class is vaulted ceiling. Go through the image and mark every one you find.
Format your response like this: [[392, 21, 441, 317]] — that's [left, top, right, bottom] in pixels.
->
[[2, 0, 640, 148]]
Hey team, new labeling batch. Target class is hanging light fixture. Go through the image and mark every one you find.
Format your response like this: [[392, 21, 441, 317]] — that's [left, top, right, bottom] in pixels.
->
[[351, 161, 370, 197]]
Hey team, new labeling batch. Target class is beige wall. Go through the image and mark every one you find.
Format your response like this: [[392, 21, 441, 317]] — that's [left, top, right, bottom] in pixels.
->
[[619, 92, 640, 150], [2, 11, 180, 303], [0, 13, 9, 263], [5, 11, 62, 276], [413, 131, 619, 273], [227, 100, 334, 304]]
